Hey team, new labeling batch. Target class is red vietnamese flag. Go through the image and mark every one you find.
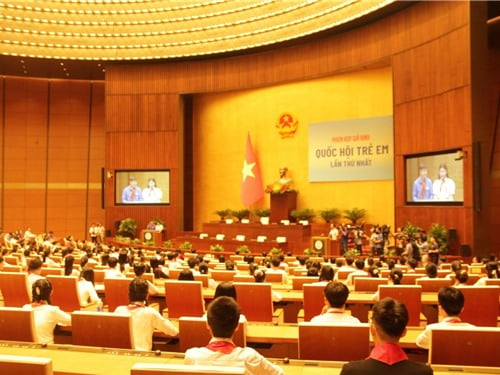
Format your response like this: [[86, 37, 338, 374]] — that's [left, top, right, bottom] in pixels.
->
[[241, 133, 264, 207]]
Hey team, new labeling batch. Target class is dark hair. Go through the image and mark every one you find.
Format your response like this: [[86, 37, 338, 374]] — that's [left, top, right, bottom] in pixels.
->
[[335, 258, 343, 268], [32, 278, 52, 304], [271, 257, 280, 267], [129, 278, 149, 303], [198, 262, 209, 274], [387, 260, 396, 270], [455, 270, 469, 284], [108, 257, 118, 268], [368, 266, 380, 278], [318, 265, 334, 282], [425, 262, 438, 278], [253, 269, 266, 283], [178, 269, 195, 281], [64, 255, 75, 276], [372, 298, 408, 338], [187, 257, 198, 269], [438, 286, 464, 316], [354, 259, 365, 270], [486, 261, 499, 279], [324, 281, 349, 308], [28, 257, 43, 272], [80, 267, 95, 285], [214, 282, 237, 300], [451, 260, 462, 273], [390, 269, 403, 285], [307, 266, 319, 277], [225, 260, 235, 271], [408, 258, 418, 269], [345, 257, 354, 266], [133, 262, 146, 277], [207, 296, 240, 339]]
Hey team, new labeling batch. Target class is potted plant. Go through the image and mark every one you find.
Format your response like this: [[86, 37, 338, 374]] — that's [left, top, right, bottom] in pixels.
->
[[236, 245, 250, 254], [179, 241, 192, 250], [428, 223, 449, 254], [402, 222, 423, 240], [118, 218, 137, 238], [290, 208, 316, 222], [319, 208, 341, 223], [270, 247, 283, 256], [344, 248, 360, 257], [214, 209, 231, 222], [210, 244, 224, 252], [254, 208, 271, 225], [163, 240, 173, 249], [231, 209, 250, 222], [343, 208, 366, 224]]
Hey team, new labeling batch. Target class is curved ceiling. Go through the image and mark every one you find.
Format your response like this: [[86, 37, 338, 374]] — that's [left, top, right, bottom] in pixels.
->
[[1, 0, 396, 61]]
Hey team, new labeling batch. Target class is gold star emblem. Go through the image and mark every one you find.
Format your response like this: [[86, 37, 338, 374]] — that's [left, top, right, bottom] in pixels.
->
[[242, 160, 256, 182]]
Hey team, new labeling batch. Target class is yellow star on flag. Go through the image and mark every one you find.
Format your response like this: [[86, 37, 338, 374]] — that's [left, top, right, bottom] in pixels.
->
[[242, 160, 256, 182]]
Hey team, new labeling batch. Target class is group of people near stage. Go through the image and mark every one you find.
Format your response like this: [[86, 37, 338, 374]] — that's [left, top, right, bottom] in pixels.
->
[[121, 176, 163, 203], [1, 226, 499, 375], [413, 163, 456, 201]]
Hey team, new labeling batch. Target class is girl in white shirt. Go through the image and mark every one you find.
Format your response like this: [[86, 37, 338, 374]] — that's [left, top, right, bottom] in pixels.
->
[[78, 267, 101, 305], [23, 278, 71, 344]]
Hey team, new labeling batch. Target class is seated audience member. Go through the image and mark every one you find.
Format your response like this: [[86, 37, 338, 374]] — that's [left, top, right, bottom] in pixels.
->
[[475, 261, 500, 286], [187, 257, 200, 275], [313, 265, 335, 285], [454, 270, 469, 287], [311, 281, 360, 323], [306, 266, 319, 277], [253, 269, 282, 302], [334, 257, 356, 280], [133, 262, 160, 295], [340, 298, 433, 375], [178, 269, 195, 281], [346, 258, 369, 286], [407, 258, 418, 273], [105, 257, 124, 278], [416, 286, 473, 349], [184, 296, 284, 375], [23, 278, 71, 344], [225, 260, 236, 271], [64, 255, 80, 277], [368, 266, 380, 278], [419, 262, 438, 280], [372, 269, 403, 301], [447, 260, 462, 279], [27, 257, 46, 299], [199, 262, 217, 289], [266, 256, 287, 283], [205, 282, 247, 322], [150, 257, 168, 279], [115, 278, 178, 351], [78, 267, 101, 305]]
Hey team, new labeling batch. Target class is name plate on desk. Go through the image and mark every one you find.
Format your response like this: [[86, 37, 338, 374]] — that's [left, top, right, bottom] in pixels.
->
[[215, 234, 225, 240], [280, 220, 290, 225], [257, 236, 267, 242], [241, 219, 250, 224], [199, 233, 208, 239], [235, 235, 246, 241], [276, 236, 287, 243]]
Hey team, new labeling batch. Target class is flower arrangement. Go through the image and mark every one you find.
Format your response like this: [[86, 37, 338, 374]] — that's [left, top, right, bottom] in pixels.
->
[[265, 182, 295, 194]]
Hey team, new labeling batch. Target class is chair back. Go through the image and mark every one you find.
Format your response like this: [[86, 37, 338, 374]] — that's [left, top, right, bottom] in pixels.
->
[[429, 327, 500, 367], [232, 274, 253, 283], [104, 277, 133, 312], [178, 317, 246, 351], [336, 270, 353, 281], [40, 268, 63, 277], [0, 354, 52, 375], [233, 282, 274, 322], [164, 281, 205, 318], [0, 307, 35, 342], [291, 277, 316, 290], [459, 286, 499, 326], [416, 278, 452, 292], [302, 284, 326, 322], [378, 285, 422, 326], [484, 279, 500, 286], [354, 277, 388, 292], [193, 274, 209, 287], [400, 273, 425, 285], [94, 269, 106, 283], [210, 270, 237, 282], [131, 363, 244, 375], [2, 265, 23, 272], [72, 311, 133, 349], [46, 275, 81, 312], [0, 272, 30, 307], [298, 323, 370, 361], [265, 272, 284, 283]]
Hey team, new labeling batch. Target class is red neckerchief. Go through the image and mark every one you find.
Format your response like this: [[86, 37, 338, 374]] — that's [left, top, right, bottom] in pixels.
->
[[442, 317, 461, 323], [369, 343, 408, 365], [206, 339, 237, 354]]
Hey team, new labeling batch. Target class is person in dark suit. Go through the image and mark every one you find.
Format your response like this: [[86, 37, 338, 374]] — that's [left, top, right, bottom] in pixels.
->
[[340, 297, 433, 375]]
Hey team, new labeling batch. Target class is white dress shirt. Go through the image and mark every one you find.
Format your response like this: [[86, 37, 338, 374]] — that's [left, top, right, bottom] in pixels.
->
[[416, 316, 474, 349], [114, 304, 178, 351], [77, 279, 101, 305], [22, 303, 71, 344], [184, 338, 284, 375], [310, 307, 361, 324]]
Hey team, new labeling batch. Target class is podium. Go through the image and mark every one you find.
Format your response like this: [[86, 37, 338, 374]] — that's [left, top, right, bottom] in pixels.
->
[[270, 191, 297, 223], [141, 230, 163, 246]]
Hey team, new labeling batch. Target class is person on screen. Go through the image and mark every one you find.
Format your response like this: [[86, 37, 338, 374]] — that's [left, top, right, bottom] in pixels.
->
[[121, 176, 143, 203], [432, 164, 456, 201], [412, 163, 432, 201], [142, 177, 163, 203]]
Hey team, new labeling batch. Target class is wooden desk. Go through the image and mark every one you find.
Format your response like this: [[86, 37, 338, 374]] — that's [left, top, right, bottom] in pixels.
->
[[0, 341, 497, 375]]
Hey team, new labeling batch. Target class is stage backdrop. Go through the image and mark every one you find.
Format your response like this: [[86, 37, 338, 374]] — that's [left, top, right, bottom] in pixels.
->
[[309, 116, 393, 182], [193, 66, 394, 230]]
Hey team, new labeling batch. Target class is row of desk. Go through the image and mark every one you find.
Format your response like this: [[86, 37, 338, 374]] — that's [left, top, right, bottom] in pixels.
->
[[1, 341, 499, 375]]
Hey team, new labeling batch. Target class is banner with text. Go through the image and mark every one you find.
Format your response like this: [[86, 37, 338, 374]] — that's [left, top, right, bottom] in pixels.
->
[[309, 116, 393, 182]]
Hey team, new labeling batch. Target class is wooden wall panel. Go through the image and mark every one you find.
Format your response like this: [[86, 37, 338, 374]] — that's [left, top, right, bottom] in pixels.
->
[[0, 77, 105, 239]]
